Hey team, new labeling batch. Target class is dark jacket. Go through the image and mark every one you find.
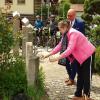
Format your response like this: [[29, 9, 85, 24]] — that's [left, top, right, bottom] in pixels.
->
[[73, 18, 85, 35]]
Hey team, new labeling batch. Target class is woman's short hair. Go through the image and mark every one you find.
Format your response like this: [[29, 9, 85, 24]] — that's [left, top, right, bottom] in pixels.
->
[[58, 20, 70, 28]]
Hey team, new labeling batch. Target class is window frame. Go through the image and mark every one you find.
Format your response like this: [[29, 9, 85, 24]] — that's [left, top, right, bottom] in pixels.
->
[[17, 0, 25, 5], [5, 0, 13, 4]]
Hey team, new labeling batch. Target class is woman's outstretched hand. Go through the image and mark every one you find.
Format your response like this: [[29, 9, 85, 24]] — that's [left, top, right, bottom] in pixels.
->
[[49, 55, 61, 62], [40, 53, 51, 60]]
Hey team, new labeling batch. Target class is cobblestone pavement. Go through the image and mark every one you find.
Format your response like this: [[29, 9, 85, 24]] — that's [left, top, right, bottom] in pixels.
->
[[38, 48, 100, 100]]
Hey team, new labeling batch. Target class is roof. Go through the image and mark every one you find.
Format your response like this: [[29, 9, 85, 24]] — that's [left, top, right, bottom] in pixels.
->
[[70, 4, 84, 12]]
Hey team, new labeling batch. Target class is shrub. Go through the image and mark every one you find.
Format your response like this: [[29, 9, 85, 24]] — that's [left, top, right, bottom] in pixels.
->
[[0, 10, 14, 54], [0, 56, 27, 99], [82, 0, 100, 75], [0, 9, 27, 99], [95, 46, 100, 74], [58, 2, 70, 19], [0, 7, 46, 100], [0, 57, 46, 100]]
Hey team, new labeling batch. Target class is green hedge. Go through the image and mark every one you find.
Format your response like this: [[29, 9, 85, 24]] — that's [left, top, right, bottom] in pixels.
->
[[95, 46, 100, 74], [0, 57, 46, 100], [0, 56, 27, 99]]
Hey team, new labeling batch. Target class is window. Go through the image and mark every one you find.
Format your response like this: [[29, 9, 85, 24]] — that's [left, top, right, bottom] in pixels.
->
[[5, 0, 13, 4], [17, 0, 25, 4]]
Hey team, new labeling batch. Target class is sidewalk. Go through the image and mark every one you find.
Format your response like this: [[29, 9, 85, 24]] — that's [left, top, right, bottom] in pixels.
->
[[38, 48, 100, 100]]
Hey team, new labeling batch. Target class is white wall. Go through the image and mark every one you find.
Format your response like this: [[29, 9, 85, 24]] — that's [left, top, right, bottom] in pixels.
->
[[0, 0, 34, 14]]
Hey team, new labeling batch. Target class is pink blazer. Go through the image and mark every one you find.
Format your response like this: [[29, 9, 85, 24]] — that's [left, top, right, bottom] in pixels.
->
[[51, 28, 96, 65]]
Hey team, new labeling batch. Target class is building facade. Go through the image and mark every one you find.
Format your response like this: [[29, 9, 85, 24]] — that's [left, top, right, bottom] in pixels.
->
[[0, 0, 36, 14]]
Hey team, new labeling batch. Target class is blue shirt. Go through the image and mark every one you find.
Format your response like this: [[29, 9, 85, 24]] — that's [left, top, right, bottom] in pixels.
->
[[34, 20, 43, 29]]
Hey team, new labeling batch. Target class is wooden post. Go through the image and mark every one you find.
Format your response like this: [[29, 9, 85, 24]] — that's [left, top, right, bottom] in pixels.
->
[[13, 11, 21, 55], [21, 17, 33, 58], [22, 26, 33, 58], [26, 42, 39, 86], [22, 18, 39, 86]]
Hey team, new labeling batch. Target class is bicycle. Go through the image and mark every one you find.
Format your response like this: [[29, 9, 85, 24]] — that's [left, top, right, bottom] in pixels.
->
[[46, 31, 61, 52], [33, 27, 44, 47], [46, 31, 60, 51], [42, 27, 49, 47]]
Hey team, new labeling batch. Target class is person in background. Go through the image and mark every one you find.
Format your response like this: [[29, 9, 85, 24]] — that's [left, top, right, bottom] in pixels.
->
[[49, 14, 58, 37], [67, 9, 85, 34], [42, 20, 95, 100], [64, 9, 85, 85], [34, 15, 43, 29], [34, 15, 44, 45]]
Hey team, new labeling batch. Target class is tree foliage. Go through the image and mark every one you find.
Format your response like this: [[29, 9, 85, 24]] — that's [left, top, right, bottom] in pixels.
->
[[0, 10, 13, 54], [82, 0, 100, 73], [58, 0, 70, 19], [82, 0, 100, 44], [0, 8, 46, 99], [0, 8, 27, 99]]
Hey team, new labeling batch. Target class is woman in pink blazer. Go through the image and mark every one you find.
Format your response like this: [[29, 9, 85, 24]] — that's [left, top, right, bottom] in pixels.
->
[[43, 20, 95, 100]]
